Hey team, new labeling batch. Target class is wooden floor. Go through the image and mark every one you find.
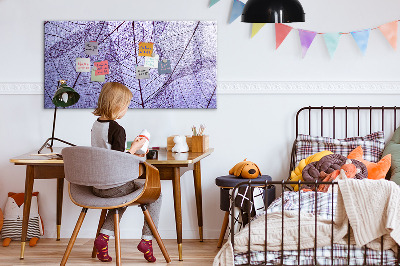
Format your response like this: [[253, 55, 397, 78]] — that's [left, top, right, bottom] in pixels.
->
[[0, 239, 221, 265]]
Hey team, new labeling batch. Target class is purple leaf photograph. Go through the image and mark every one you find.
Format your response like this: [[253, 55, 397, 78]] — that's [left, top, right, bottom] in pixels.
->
[[44, 21, 217, 109]]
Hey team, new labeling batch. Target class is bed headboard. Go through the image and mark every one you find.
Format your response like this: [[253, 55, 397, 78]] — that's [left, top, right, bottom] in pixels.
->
[[295, 106, 400, 138], [290, 106, 400, 178]]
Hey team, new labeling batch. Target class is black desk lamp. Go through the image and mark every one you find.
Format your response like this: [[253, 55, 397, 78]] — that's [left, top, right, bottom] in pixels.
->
[[241, 0, 305, 23], [38, 80, 80, 154]]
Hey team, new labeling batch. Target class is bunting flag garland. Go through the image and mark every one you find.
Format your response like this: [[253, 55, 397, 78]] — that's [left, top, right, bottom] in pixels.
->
[[207, 2, 400, 57], [323, 33, 341, 58], [275, 23, 293, 49], [251, 23, 266, 38], [229, 0, 245, 24], [298, 29, 317, 58], [209, 0, 220, 7], [351, 29, 370, 55], [378, 21, 398, 50]]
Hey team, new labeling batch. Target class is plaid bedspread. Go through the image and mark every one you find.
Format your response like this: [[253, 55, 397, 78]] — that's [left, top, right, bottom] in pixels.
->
[[234, 244, 397, 265], [234, 191, 398, 265]]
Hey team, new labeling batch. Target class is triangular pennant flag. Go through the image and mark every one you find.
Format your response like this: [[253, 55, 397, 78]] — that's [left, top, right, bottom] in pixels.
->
[[351, 29, 370, 55], [323, 33, 341, 58], [298, 29, 317, 58], [378, 21, 397, 50], [229, 0, 245, 24], [275, 23, 293, 49], [251, 23, 266, 38], [209, 0, 220, 7]]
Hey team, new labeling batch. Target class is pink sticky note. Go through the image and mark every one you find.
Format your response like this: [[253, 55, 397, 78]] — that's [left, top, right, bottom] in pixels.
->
[[94, 60, 109, 76]]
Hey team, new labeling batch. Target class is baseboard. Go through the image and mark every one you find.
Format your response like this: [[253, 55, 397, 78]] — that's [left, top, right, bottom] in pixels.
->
[[1, 81, 400, 95]]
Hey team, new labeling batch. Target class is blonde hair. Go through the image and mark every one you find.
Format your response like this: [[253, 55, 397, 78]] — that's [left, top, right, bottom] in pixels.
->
[[93, 82, 133, 120]]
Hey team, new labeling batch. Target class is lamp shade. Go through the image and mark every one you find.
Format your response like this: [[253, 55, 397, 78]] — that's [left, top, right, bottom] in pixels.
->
[[52, 80, 80, 108], [241, 0, 305, 23]]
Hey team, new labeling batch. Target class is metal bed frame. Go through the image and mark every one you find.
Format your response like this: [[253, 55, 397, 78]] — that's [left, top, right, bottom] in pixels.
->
[[230, 106, 400, 266]]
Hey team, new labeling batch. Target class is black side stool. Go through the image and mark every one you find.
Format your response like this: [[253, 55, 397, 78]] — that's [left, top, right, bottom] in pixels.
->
[[215, 175, 275, 248]]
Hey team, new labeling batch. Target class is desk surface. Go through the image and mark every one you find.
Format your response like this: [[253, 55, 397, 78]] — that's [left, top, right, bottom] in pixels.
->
[[10, 147, 214, 165]]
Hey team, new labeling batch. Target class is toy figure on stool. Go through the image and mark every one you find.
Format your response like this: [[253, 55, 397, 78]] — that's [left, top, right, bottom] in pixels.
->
[[229, 159, 261, 179], [1, 192, 44, 247]]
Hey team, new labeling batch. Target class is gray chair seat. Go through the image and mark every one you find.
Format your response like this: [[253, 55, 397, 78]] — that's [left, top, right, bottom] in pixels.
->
[[69, 180, 145, 208]]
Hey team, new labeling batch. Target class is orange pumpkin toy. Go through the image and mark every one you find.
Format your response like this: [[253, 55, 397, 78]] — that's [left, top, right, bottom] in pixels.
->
[[229, 159, 261, 179]]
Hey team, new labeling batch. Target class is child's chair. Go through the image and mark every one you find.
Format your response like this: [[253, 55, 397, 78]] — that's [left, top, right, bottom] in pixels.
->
[[60, 146, 171, 265]]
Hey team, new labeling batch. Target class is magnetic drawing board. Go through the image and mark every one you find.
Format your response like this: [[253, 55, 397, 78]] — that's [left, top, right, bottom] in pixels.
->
[[44, 21, 217, 109]]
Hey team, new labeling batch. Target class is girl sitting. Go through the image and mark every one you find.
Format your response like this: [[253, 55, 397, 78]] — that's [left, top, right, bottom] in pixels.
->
[[91, 82, 161, 263]]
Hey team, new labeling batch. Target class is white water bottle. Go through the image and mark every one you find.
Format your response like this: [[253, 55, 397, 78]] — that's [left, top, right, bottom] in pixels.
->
[[136, 129, 150, 154]]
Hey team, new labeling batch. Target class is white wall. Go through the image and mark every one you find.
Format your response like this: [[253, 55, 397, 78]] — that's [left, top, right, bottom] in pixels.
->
[[1, 0, 400, 239]]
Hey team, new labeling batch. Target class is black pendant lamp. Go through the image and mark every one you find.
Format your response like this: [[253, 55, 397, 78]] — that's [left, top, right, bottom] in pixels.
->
[[241, 0, 305, 23]]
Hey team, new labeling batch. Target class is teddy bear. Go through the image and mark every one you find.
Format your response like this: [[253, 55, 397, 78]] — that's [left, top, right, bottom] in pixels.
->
[[172, 135, 189, 153], [229, 159, 261, 179], [1, 192, 44, 247]]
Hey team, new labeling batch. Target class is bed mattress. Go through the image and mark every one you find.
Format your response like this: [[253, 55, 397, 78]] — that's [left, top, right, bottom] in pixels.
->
[[233, 191, 397, 265]]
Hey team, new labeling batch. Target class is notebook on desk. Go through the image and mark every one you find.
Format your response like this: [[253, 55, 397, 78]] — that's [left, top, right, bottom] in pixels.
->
[[30, 153, 63, 159]]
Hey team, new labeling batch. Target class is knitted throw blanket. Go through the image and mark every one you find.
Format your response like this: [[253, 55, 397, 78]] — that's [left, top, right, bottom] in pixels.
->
[[335, 178, 400, 251], [213, 211, 340, 266]]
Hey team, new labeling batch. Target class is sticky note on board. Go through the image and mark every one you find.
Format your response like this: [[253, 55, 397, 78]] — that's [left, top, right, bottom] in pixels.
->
[[94, 60, 109, 75], [76, 58, 90, 72], [138, 42, 154, 57], [91, 68, 105, 82], [158, 59, 172, 74], [144, 54, 159, 68], [85, 41, 98, 55], [136, 66, 150, 79]]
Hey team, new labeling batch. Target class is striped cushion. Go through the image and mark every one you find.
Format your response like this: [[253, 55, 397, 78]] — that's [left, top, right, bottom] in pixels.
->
[[1, 217, 41, 240], [295, 131, 385, 167]]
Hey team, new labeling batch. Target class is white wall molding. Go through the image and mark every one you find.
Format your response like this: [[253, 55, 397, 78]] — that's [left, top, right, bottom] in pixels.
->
[[0, 83, 43, 94], [1, 81, 400, 95], [218, 81, 400, 94]]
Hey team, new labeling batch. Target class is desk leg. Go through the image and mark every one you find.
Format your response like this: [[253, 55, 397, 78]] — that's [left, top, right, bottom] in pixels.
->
[[56, 178, 64, 241], [172, 167, 183, 261], [20, 165, 35, 259], [193, 161, 203, 242]]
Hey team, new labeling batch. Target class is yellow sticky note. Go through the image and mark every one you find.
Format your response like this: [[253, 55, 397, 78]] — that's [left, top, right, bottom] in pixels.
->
[[138, 42, 154, 57]]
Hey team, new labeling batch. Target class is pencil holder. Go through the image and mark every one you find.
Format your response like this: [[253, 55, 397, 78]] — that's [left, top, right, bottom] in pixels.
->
[[191, 135, 209, 153]]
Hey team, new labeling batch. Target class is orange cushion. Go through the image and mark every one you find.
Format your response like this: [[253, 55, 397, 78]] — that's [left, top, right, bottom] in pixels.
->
[[347, 146, 391, 180]]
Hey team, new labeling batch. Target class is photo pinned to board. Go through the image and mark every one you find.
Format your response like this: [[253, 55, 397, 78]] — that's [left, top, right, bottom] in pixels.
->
[[158, 59, 172, 74], [76, 58, 90, 72], [91, 66, 105, 82], [136, 66, 150, 79], [144, 54, 159, 68], [85, 41, 98, 55]]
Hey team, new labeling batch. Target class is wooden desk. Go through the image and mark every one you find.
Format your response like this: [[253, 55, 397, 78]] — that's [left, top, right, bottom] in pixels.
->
[[10, 147, 213, 261]]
